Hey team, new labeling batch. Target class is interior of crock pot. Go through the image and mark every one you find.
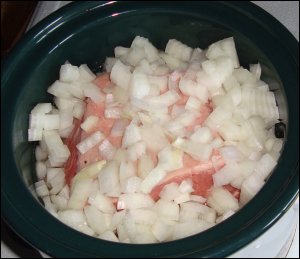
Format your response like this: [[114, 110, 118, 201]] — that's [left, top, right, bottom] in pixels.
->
[[14, 6, 288, 189]]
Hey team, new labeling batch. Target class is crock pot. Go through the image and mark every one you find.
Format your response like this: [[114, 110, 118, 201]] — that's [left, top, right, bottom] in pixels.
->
[[1, 1, 299, 257]]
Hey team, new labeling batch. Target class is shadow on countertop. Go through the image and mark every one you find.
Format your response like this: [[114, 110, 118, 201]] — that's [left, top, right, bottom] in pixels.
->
[[1, 219, 42, 258]]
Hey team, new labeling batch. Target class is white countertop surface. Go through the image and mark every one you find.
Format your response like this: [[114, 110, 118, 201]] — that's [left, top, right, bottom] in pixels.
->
[[1, 1, 299, 258]]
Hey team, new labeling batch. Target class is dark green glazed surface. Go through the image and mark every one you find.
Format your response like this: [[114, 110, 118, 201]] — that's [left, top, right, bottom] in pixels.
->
[[1, 1, 298, 258]]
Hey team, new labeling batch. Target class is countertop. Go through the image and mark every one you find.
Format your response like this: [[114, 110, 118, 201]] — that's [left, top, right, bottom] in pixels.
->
[[1, 1, 299, 258]]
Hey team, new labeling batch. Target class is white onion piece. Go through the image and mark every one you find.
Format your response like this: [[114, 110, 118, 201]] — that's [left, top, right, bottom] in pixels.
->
[[223, 75, 240, 92], [180, 201, 212, 214], [117, 193, 155, 210], [43, 130, 70, 165], [31, 103, 52, 115], [113, 148, 127, 163], [105, 107, 121, 119], [35, 180, 49, 197], [127, 141, 146, 162], [30, 114, 59, 130], [204, 106, 232, 130], [190, 127, 213, 143], [99, 231, 119, 242], [140, 124, 169, 152], [165, 39, 193, 61], [140, 167, 167, 194], [178, 179, 194, 193], [83, 83, 105, 104], [80, 115, 99, 133], [146, 90, 180, 107], [59, 185, 70, 200], [207, 187, 239, 215], [173, 137, 212, 161], [124, 46, 145, 66], [88, 191, 116, 213], [112, 86, 129, 104], [190, 48, 204, 62], [72, 160, 107, 186], [28, 128, 43, 141], [104, 57, 117, 73], [76, 131, 104, 155], [185, 96, 202, 112], [216, 210, 235, 224], [48, 168, 65, 195], [213, 163, 241, 187], [110, 210, 126, 231], [98, 161, 121, 197], [157, 146, 183, 171], [240, 173, 264, 206], [167, 112, 197, 133], [148, 111, 171, 124], [206, 37, 239, 68], [122, 176, 142, 194], [67, 81, 85, 99], [58, 209, 87, 229], [131, 36, 158, 62], [138, 154, 154, 179], [148, 75, 168, 92], [43, 114, 60, 130], [79, 64, 96, 82], [173, 220, 214, 240], [171, 105, 185, 118], [105, 93, 115, 105], [219, 146, 244, 163], [98, 139, 116, 161], [123, 218, 157, 244], [115, 46, 130, 58], [54, 97, 74, 110], [233, 67, 256, 85], [179, 77, 208, 103], [253, 153, 277, 180], [201, 57, 234, 87], [227, 86, 242, 106], [50, 195, 68, 210], [119, 161, 136, 188], [35, 145, 48, 161], [59, 108, 73, 130], [156, 199, 179, 221], [129, 209, 157, 225], [84, 205, 109, 234], [59, 125, 74, 138], [122, 123, 142, 148], [72, 98, 85, 119], [160, 52, 188, 71], [174, 193, 191, 204], [159, 183, 181, 201], [46, 168, 62, 182], [116, 225, 129, 243], [110, 60, 132, 90], [130, 71, 151, 99], [131, 36, 160, 62], [111, 119, 127, 137], [130, 97, 168, 113], [68, 178, 93, 209], [47, 80, 72, 98], [190, 195, 207, 203], [42, 196, 58, 217], [151, 218, 175, 242], [60, 64, 80, 82]]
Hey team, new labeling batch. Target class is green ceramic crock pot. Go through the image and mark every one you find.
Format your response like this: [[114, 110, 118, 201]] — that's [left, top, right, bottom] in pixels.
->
[[1, 1, 299, 258]]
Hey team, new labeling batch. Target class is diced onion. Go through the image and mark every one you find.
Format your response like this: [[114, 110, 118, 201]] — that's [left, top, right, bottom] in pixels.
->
[[76, 131, 104, 154]]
